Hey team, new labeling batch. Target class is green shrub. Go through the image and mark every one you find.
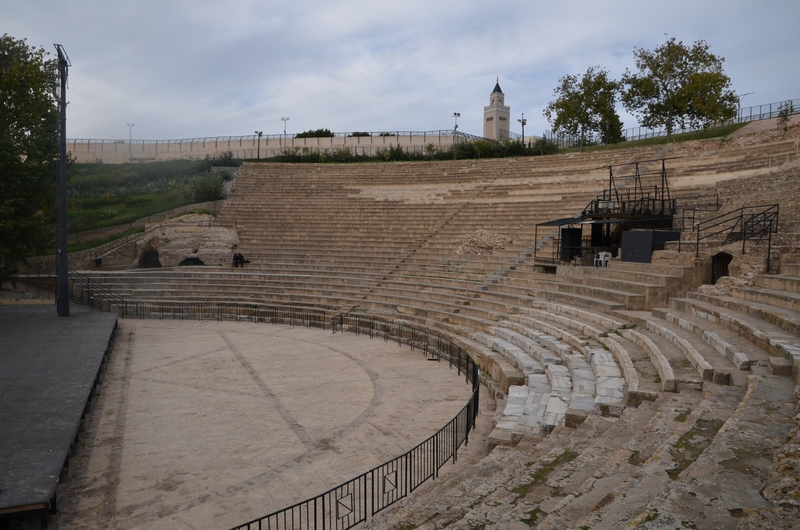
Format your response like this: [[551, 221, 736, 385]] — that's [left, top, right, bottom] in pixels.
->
[[193, 173, 227, 202], [295, 128, 334, 138]]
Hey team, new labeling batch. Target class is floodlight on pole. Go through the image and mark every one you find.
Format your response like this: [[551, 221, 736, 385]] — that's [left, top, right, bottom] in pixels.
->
[[281, 117, 290, 135], [255, 131, 263, 159], [453, 112, 460, 131], [518, 113, 527, 150], [735, 92, 753, 121], [127, 123, 135, 162], [55, 44, 70, 317]]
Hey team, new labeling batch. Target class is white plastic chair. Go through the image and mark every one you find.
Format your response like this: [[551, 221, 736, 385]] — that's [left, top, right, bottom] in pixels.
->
[[594, 251, 611, 267]]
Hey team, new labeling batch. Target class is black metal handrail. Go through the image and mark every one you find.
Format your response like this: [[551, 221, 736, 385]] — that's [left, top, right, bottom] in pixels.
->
[[695, 204, 779, 272], [68, 270, 127, 312], [231, 313, 480, 530], [123, 301, 327, 328], [695, 204, 779, 254]]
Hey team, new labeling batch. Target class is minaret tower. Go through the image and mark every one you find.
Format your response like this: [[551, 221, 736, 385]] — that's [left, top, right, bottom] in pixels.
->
[[483, 77, 510, 140]]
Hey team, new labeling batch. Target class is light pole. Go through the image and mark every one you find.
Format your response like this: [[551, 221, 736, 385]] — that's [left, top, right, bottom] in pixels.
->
[[453, 112, 460, 143], [55, 44, 70, 317], [126, 123, 135, 163], [254, 131, 262, 159], [281, 117, 290, 150], [735, 92, 753, 122], [518, 113, 527, 152]]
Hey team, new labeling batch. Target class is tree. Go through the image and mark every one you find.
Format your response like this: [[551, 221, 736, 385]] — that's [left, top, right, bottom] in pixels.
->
[[295, 128, 334, 138], [777, 101, 795, 132], [0, 35, 59, 284], [621, 37, 737, 141], [543, 66, 622, 152]]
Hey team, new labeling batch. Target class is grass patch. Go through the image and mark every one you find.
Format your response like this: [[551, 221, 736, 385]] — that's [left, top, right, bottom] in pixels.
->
[[667, 418, 725, 480], [628, 450, 645, 466], [520, 506, 545, 525], [66, 157, 236, 233], [68, 226, 145, 253], [674, 409, 690, 423], [512, 450, 579, 498]]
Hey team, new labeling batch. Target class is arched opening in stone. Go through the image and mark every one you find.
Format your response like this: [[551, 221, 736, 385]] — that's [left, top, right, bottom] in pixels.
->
[[179, 257, 205, 266], [711, 252, 733, 284], [139, 249, 162, 268]]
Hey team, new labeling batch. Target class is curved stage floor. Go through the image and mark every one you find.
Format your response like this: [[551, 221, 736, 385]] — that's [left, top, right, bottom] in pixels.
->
[[55, 319, 475, 529]]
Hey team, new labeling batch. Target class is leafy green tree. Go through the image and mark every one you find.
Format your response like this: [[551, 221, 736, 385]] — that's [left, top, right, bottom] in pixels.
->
[[621, 37, 737, 141], [543, 66, 622, 152], [0, 35, 59, 283], [295, 128, 335, 138]]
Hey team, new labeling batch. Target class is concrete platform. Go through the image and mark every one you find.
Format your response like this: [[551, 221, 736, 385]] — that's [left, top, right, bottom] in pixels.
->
[[52, 319, 475, 530], [0, 305, 118, 523]]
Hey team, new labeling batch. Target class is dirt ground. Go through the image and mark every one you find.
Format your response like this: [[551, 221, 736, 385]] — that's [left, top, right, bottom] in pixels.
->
[[52, 319, 485, 530]]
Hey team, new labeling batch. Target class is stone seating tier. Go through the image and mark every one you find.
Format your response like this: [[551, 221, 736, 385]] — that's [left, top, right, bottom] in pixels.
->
[[678, 291, 800, 381], [366, 372, 795, 529]]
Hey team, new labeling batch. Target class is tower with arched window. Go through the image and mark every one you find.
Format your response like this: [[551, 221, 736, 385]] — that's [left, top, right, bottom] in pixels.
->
[[483, 78, 510, 140]]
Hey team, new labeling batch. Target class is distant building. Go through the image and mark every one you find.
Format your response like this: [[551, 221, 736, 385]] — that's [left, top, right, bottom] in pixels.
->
[[483, 78, 510, 141]]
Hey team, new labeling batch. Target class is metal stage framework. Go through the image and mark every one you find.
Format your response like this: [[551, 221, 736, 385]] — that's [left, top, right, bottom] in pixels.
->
[[533, 158, 678, 268]]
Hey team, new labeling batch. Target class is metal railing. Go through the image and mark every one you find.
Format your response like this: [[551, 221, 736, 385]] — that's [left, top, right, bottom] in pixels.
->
[[231, 313, 480, 530], [52, 277, 482, 530], [583, 191, 677, 219], [68, 270, 127, 311], [122, 301, 327, 327], [695, 204, 779, 271], [538, 98, 799, 146], [68, 130, 484, 148], [621, 98, 800, 142]]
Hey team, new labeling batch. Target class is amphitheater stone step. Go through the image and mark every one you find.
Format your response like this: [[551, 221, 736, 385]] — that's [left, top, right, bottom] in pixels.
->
[[730, 283, 800, 318], [614, 311, 714, 391], [600, 374, 798, 529], [538, 383, 745, 529], [682, 292, 800, 381], [782, 261, 800, 276]]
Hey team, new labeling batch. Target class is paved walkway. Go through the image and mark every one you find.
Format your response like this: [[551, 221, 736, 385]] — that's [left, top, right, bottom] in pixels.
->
[[56, 319, 476, 530]]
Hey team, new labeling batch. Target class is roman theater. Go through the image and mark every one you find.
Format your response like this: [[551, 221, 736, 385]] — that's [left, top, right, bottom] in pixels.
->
[[4, 114, 800, 529]]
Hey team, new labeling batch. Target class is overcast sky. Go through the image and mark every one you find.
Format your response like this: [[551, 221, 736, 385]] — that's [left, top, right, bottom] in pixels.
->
[[5, 0, 799, 140]]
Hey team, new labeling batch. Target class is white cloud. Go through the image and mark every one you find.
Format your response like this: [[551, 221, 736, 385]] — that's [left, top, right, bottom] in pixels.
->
[[5, 0, 799, 139]]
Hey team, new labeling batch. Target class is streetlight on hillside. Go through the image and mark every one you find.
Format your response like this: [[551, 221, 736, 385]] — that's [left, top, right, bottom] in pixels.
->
[[281, 117, 290, 149], [255, 131, 262, 159], [126, 123, 135, 163], [453, 112, 460, 143], [735, 92, 753, 122], [518, 113, 527, 152]]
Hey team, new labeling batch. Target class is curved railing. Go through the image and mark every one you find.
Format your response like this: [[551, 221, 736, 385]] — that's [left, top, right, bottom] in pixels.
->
[[230, 313, 480, 530], [33, 276, 482, 530]]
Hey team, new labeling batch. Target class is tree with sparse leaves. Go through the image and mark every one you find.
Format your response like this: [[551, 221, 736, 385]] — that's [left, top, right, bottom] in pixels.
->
[[621, 37, 737, 142], [0, 34, 59, 284], [777, 101, 794, 132], [543, 66, 623, 152]]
